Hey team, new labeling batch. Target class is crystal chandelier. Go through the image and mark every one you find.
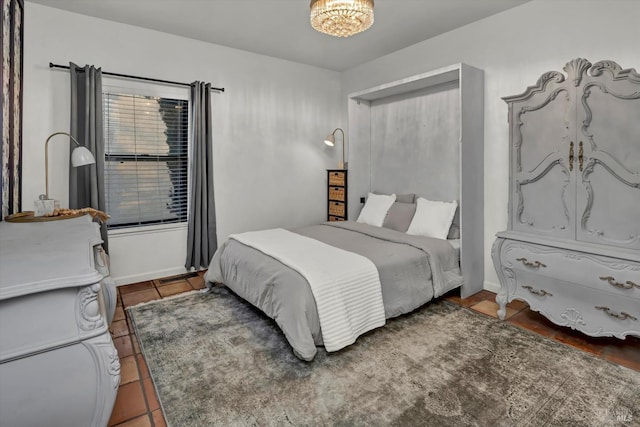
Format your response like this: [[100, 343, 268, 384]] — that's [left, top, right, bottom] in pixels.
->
[[310, 0, 375, 38]]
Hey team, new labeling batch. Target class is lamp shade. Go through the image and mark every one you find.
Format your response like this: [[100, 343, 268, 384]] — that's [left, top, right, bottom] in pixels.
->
[[323, 128, 346, 169], [71, 146, 96, 167], [324, 133, 336, 146]]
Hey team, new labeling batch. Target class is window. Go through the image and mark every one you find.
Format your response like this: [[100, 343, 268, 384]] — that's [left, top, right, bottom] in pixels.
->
[[103, 90, 189, 228]]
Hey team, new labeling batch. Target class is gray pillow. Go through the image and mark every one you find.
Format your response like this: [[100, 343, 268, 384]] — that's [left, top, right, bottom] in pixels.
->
[[373, 192, 415, 203], [395, 193, 415, 204], [447, 205, 460, 239], [382, 202, 417, 232]]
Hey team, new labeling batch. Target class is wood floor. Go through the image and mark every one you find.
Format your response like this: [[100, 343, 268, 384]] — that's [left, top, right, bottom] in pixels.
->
[[107, 273, 640, 427]]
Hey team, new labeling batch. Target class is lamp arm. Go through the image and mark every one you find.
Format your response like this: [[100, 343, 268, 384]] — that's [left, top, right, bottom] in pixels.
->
[[332, 128, 345, 169], [43, 132, 81, 199]]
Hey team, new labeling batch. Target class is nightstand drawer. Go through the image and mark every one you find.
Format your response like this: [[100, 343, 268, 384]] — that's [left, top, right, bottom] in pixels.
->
[[329, 216, 345, 222], [328, 171, 346, 186], [329, 201, 345, 217], [329, 186, 345, 201]]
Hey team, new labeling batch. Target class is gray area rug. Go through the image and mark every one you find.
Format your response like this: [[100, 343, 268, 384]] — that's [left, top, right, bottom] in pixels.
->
[[129, 285, 639, 426]]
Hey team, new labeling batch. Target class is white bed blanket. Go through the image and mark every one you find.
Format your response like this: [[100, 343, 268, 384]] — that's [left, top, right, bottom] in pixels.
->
[[229, 228, 386, 352]]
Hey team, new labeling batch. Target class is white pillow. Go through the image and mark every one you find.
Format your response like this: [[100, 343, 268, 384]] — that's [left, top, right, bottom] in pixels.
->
[[356, 193, 396, 227], [406, 197, 458, 239]]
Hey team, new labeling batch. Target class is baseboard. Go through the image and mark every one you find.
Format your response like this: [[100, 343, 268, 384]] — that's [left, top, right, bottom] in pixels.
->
[[115, 272, 502, 291], [483, 280, 501, 294], [113, 267, 188, 286]]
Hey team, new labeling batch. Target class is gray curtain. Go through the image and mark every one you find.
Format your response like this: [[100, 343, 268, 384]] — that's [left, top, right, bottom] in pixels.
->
[[69, 62, 108, 251], [185, 82, 217, 270]]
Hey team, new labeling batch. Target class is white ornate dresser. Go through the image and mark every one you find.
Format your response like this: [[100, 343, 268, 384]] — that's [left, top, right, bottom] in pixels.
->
[[0, 215, 119, 426], [492, 59, 640, 339]]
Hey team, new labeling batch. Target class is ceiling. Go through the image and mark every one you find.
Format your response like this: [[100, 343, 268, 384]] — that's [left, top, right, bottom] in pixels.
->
[[26, 0, 529, 71]]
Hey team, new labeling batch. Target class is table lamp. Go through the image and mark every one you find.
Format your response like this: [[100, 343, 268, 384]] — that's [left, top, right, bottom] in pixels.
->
[[35, 131, 96, 216], [324, 127, 347, 169]]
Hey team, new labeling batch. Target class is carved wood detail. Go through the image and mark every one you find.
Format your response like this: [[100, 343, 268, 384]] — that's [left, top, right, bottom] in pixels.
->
[[513, 88, 570, 173], [577, 80, 640, 247], [502, 71, 565, 103], [563, 58, 592, 87], [515, 157, 571, 232], [590, 60, 640, 83], [83, 338, 121, 427], [492, 238, 513, 321], [76, 284, 105, 332], [560, 308, 587, 329]]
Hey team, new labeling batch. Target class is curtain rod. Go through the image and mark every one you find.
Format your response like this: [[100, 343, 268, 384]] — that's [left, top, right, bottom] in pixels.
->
[[49, 62, 225, 92]]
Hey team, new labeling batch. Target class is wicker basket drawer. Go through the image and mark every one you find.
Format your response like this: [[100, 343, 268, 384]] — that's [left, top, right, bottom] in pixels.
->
[[328, 171, 345, 187], [329, 186, 345, 201], [329, 201, 345, 217], [328, 216, 345, 222]]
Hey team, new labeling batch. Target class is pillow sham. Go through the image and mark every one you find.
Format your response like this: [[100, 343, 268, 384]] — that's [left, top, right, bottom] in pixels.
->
[[448, 223, 461, 239], [382, 202, 417, 233], [406, 197, 458, 240], [357, 193, 396, 227]]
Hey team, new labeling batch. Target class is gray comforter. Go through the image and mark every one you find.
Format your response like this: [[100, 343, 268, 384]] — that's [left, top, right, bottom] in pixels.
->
[[204, 221, 462, 361]]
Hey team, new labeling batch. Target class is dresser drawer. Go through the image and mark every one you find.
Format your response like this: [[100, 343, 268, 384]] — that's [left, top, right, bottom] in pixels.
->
[[502, 240, 640, 300], [0, 333, 119, 426], [328, 171, 346, 187], [0, 284, 108, 362], [512, 269, 639, 338]]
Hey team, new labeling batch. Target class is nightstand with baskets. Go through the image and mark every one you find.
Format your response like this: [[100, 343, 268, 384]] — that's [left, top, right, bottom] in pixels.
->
[[327, 169, 348, 221]]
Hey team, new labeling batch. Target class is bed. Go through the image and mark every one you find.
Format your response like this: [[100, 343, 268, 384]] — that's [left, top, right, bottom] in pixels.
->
[[204, 194, 463, 361]]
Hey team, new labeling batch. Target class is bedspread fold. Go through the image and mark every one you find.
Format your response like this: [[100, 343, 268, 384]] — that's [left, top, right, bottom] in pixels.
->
[[316, 221, 463, 298]]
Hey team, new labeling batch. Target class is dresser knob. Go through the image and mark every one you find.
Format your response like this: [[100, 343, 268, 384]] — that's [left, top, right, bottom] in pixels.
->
[[595, 306, 638, 321], [600, 276, 639, 290], [522, 285, 552, 297], [516, 257, 546, 268]]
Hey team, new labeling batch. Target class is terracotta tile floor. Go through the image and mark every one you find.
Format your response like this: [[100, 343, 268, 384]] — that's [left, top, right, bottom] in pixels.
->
[[108, 271, 206, 427], [108, 274, 640, 426]]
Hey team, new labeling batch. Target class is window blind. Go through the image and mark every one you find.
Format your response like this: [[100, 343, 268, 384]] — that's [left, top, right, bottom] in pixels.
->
[[103, 92, 189, 228]]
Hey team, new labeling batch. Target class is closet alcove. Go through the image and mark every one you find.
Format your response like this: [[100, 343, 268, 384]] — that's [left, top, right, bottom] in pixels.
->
[[347, 63, 485, 298]]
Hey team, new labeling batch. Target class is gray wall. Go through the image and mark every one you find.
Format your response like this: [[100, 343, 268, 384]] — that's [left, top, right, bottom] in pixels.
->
[[370, 82, 460, 202], [22, 3, 343, 284]]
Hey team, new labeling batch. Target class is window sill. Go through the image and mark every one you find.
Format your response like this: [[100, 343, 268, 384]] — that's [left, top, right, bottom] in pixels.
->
[[108, 222, 188, 237]]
